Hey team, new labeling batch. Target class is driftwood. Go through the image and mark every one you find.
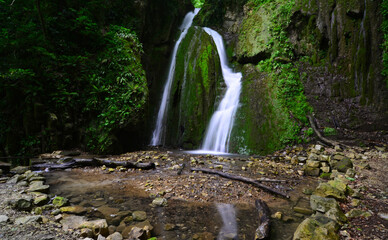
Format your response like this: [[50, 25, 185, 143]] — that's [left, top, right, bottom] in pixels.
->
[[32, 158, 155, 171], [255, 199, 271, 240], [190, 168, 290, 199]]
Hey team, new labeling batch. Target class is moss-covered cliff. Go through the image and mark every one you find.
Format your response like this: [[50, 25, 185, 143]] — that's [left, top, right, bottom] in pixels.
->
[[164, 27, 223, 149], [193, 0, 387, 154]]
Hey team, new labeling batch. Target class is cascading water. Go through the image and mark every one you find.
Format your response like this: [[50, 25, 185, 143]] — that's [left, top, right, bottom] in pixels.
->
[[199, 27, 243, 153], [150, 8, 200, 146]]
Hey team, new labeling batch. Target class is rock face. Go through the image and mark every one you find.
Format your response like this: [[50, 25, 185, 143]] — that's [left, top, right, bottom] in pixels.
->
[[163, 26, 223, 149], [190, 0, 387, 154]]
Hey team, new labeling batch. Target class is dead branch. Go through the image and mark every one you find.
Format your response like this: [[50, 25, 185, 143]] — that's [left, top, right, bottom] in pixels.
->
[[190, 168, 290, 199], [255, 199, 271, 240]]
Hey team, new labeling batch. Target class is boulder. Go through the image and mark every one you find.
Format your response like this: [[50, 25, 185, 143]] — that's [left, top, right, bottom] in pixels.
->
[[7, 174, 25, 184], [293, 215, 339, 240], [60, 215, 86, 230], [303, 166, 320, 176], [314, 183, 346, 201], [332, 158, 353, 173], [12, 197, 33, 211], [310, 195, 338, 213], [125, 227, 149, 240]]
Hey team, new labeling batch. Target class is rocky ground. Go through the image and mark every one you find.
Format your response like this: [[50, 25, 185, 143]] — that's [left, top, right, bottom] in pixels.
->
[[0, 143, 387, 240]]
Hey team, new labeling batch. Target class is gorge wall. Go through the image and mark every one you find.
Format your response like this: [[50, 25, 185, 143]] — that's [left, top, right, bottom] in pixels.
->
[[185, 0, 388, 154]]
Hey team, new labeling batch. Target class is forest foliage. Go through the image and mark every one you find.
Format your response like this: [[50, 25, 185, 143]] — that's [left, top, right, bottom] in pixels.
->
[[0, 0, 148, 155]]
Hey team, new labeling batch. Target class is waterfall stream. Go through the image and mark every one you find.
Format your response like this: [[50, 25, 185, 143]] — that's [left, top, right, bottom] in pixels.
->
[[199, 27, 242, 153], [150, 8, 200, 146]]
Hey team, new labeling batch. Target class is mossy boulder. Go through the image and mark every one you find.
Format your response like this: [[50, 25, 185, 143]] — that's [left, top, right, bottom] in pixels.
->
[[314, 182, 346, 201], [164, 27, 223, 148], [293, 214, 340, 240], [332, 158, 353, 173], [52, 196, 68, 208]]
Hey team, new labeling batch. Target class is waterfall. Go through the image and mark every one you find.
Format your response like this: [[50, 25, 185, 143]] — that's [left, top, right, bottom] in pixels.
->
[[150, 8, 200, 146], [199, 27, 242, 153]]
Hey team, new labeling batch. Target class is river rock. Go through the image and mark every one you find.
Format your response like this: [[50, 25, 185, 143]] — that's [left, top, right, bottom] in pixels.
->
[[15, 215, 42, 225], [60, 215, 86, 230], [332, 158, 353, 172], [132, 211, 147, 221], [345, 209, 372, 219], [80, 228, 94, 238], [28, 181, 50, 193], [293, 207, 313, 215], [80, 219, 109, 237], [34, 194, 49, 206], [12, 197, 33, 211], [125, 227, 149, 240], [11, 166, 30, 174], [314, 182, 346, 201], [293, 215, 339, 240], [53, 196, 68, 207], [0, 215, 9, 223], [7, 174, 25, 184], [60, 205, 87, 215], [107, 232, 123, 240], [310, 195, 338, 213], [152, 197, 167, 207]]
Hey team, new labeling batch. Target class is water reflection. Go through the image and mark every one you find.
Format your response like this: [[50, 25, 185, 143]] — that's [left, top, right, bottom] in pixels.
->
[[217, 203, 238, 240]]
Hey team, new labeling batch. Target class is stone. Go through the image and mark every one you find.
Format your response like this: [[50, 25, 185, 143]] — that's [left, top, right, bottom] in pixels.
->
[[29, 176, 46, 182], [332, 155, 344, 161], [152, 197, 167, 207], [351, 199, 361, 207], [345, 209, 372, 219], [108, 225, 116, 235], [303, 166, 320, 176], [164, 223, 175, 231], [107, 232, 123, 240], [308, 153, 319, 161], [310, 195, 338, 213], [0, 215, 9, 223], [298, 157, 307, 162], [345, 168, 356, 178], [132, 211, 147, 221], [80, 219, 109, 237], [321, 166, 330, 173], [315, 145, 323, 151], [293, 215, 339, 240], [293, 207, 313, 215], [7, 174, 25, 184], [192, 232, 215, 240], [54, 214, 63, 222], [97, 235, 106, 240], [273, 212, 282, 219], [307, 160, 320, 168], [28, 181, 49, 193], [94, 206, 120, 225], [80, 228, 94, 238], [34, 207, 43, 214], [15, 215, 42, 225], [302, 188, 313, 195], [378, 213, 388, 221], [34, 194, 49, 206], [333, 158, 353, 173], [60, 215, 86, 230], [53, 196, 68, 207], [314, 182, 346, 201], [328, 178, 348, 193], [12, 197, 33, 211], [51, 209, 61, 215], [11, 166, 30, 174], [319, 155, 329, 162], [16, 181, 28, 187], [125, 227, 149, 240], [60, 206, 87, 215]]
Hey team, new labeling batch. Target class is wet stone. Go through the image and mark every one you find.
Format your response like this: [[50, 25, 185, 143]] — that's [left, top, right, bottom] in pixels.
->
[[15, 215, 42, 225], [132, 211, 147, 221]]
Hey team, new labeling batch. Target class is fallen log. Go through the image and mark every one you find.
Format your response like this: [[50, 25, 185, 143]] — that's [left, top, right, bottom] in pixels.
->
[[32, 158, 155, 171], [190, 168, 290, 199], [255, 199, 271, 240], [308, 115, 339, 147]]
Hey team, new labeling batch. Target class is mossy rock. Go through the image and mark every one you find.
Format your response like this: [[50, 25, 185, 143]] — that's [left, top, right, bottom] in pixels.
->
[[293, 215, 340, 240], [164, 27, 223, 148], [53, 196, 68, 208], [333, 158, 353, 173]]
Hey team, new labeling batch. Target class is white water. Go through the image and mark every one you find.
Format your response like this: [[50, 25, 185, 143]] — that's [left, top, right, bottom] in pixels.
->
[[200, 27, 242, 153], [150, 9, 200, 146]]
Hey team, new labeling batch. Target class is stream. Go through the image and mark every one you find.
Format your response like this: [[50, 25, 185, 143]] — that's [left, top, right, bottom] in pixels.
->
[[44, 151, 317, 240]]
